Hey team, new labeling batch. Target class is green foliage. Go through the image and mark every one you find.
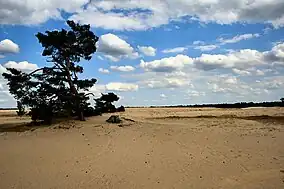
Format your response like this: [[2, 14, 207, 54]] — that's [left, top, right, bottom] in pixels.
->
[[16, 101, 26, 116], [95, 93, 120, 113], [36, 20, 98, 63], [2, 20, 101, 123], [99, 92, 120, 102], [116, 106, 126, 112], [281, 98, 284, 103]]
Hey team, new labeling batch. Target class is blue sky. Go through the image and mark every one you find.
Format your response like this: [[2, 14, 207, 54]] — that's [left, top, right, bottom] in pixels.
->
[[1, 0, 284, 107]]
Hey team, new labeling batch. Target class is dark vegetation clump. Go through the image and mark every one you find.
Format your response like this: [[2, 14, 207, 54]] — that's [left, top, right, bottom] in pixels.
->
[[16, 101, 26, 116], [2, 20, 125, 124], [106, 115, 122, 123], [95, 93, 119, 113], [94, 93, 125, 113], [116, 106, 126, 112]]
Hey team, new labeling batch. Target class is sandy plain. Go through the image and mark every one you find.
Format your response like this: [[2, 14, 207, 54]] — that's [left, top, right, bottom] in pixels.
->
[[0, 107, 284, 189]]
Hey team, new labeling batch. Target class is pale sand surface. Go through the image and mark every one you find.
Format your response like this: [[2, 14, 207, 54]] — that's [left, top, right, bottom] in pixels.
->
[[0, 107, 284, 189]]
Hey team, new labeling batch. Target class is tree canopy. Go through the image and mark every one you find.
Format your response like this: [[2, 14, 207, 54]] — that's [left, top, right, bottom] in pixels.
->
[[95, 93, 120, 113], [2, 20, 107, 123]]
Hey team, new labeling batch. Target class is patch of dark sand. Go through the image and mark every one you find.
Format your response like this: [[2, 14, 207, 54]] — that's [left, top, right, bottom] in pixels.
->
[[150, 115, 284, 125]]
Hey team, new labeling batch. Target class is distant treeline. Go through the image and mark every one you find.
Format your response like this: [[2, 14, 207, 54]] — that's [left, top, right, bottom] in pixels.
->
[[149, 101, 284, 109], [0, 108, 17, 110], [2, 101, 284, 110]]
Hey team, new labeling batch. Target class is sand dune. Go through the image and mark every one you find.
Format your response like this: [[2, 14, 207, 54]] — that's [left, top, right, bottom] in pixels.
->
[[0, 108, 284, 189]]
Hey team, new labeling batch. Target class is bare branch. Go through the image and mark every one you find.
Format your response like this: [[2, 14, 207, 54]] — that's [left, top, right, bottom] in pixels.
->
[[28, 68, 45, 76], [28, 67, 61, 76]]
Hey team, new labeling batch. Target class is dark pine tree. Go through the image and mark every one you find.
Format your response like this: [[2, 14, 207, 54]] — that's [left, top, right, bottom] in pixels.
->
[[95, 93, 120, 113], [2, 20, 99, 123]]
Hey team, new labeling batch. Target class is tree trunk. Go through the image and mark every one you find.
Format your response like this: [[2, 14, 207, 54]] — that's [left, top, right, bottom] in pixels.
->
[[65, 61, 85, 121]]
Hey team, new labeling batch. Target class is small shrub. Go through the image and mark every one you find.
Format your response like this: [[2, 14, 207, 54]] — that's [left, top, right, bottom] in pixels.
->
[[106, 115, 122, 123], [95, 93, 120, 113], [116, 106, 125, 112]]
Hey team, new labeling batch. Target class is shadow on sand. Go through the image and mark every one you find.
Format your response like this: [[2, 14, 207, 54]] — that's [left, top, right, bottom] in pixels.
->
[[0, 121, 53, 132], [151, 115, 284, 125], [0, 118, 78, 133]]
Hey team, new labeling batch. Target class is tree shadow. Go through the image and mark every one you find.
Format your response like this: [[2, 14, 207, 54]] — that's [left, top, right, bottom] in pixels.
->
[[0, 118, 77, 133], [0, 122, 51, 132]]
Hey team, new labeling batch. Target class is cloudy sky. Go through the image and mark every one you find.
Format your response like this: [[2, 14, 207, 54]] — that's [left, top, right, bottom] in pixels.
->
[[1, 0, 284, 107]]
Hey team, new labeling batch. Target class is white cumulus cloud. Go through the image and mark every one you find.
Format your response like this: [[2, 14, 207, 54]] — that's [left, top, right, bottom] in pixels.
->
[[110, 65, 135, 72], [0, 39, 20, 56], [140, 54, 193, 72], [70, 0, 284, 30], [106, 82, 138, 91], [194, 45, 218, 52], [97, 33, 138, 62], [2, 0, 284, 29], [162, 47, 187, 54], [263, 42, 284, 66], [142, 77, 191, 89], [194, 42, 284, 72], [88, 84, 106, 97], [0, 0, 89, 25], [3, 61, 39, 71], [138, 46, 156, 56], [0, 64, 16, 107], [98, 68, 110, 74], [194, 49, 264, 71]]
